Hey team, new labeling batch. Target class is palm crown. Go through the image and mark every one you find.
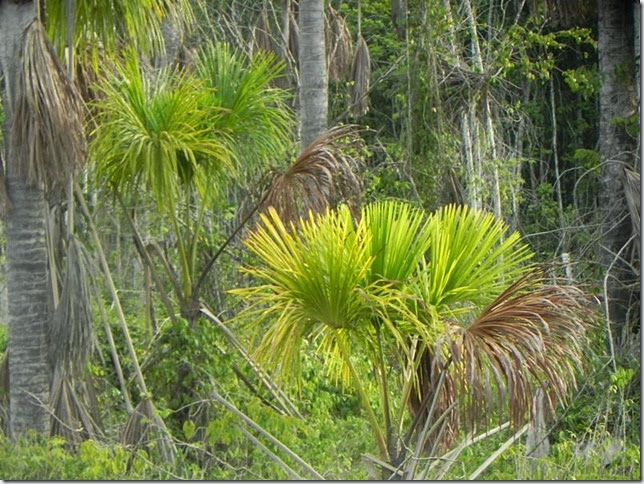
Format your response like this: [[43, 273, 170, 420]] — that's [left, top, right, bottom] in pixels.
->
[[232, 200, 593, 464]]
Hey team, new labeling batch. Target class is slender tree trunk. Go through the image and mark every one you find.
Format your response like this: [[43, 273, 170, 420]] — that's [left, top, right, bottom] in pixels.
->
[[597, 0, 638, 337], [0, 0, 52, 439], [298, 0, 327, 149]]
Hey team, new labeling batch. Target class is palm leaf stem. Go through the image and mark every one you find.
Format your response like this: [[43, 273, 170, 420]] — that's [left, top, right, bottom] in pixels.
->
[[404, 368, 451, 479], [375, 328, 393, 456], [147, 241, 184, 306], [166, 187, 192, 306], [193, 192, 265, 300], [74, 182, 149, 397], [116, 193, 177, 325], [338, 336, 389, 462], [210, 387, 324, 480], [200, 304, 303, 420], [397, 337, 423, 437], [188, 199, 209, 301], [239, 426, 304, 480], [87, 255, 133, 414], [467, 424, 529, 480], [425, 422, 510, 479], [402, 356, 453, 450]]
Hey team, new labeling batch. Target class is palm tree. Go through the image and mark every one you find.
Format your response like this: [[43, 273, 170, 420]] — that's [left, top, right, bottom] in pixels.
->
[[0, 2, 85, 438], [231, 200, 594, 474], [91, 43, 295, 320], [0, 0, 192, 439]]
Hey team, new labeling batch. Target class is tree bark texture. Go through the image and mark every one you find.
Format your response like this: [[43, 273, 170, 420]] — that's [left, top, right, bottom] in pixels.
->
[[597, 0, 638, 336], [0, 0, 52, 438], [298, 0, 328, 149]]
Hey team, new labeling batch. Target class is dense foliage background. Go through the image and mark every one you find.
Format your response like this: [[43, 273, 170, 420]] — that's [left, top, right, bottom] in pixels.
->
[[0, 0, 639, 480]]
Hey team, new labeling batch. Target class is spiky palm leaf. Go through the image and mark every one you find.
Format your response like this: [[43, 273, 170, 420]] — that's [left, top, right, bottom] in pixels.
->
[[261, 125, 364, 223], [91, 50, 231, 210], [9, 20, 85, 197], [194, 42, 295, 180], [361, 200, 432, 284], [413, 204, 533, 313], [233, 205, 373, 382]]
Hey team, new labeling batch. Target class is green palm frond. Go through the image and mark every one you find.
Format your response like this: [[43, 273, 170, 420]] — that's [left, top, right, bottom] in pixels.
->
[[416, 204, 533, 313], [361, 200, 432, 284], [45, 0, 194, 62], [90, 51, 230, 209], [195, 42, 295, 178], [233, 205, 373, 382]]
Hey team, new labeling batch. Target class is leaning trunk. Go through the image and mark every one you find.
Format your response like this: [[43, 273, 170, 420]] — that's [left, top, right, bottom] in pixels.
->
[[298, 0, 328, 149], [597, 0, 638, 337]]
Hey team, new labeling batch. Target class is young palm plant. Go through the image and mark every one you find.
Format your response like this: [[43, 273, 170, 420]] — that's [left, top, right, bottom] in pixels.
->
[[231, 200, 594, 476]]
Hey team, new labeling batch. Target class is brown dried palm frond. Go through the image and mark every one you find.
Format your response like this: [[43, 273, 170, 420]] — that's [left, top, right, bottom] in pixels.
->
[[409, 269, 594, 447], [49, 236, 93, 376], [50, 368, 103, 446], [252, 4, 276, 56], [350, 34, 371, 117], [122, 398, 176, 464], [9, 20, 85, 197], [326, 5, 353, 82], [261, 125, 365, 224], [624, 167, 640, 238]]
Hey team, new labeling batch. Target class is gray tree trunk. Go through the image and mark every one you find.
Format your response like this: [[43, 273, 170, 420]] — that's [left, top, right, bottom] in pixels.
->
[[298, 0, 327, 149], [0, 0, 52, 438], [597, 0, 638, 337]]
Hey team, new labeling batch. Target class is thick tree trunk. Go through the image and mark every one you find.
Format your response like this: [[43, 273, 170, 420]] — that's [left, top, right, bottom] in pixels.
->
[[6, 176, 51, 438], [597, 0, 638, 337], [0, 0, 51, 438], [298, 0, 327, 149]]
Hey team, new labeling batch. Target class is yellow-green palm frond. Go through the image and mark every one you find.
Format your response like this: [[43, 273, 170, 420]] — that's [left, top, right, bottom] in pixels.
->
[[195, 42, 295, 179], [90, 51, 231, 210], [360, 200, 432, 285], [232, 205, 373, 382], [417, 204, 534, 313]]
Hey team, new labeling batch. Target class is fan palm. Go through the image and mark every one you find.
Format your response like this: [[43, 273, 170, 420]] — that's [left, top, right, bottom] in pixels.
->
[[232, 200, 593, 469]]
